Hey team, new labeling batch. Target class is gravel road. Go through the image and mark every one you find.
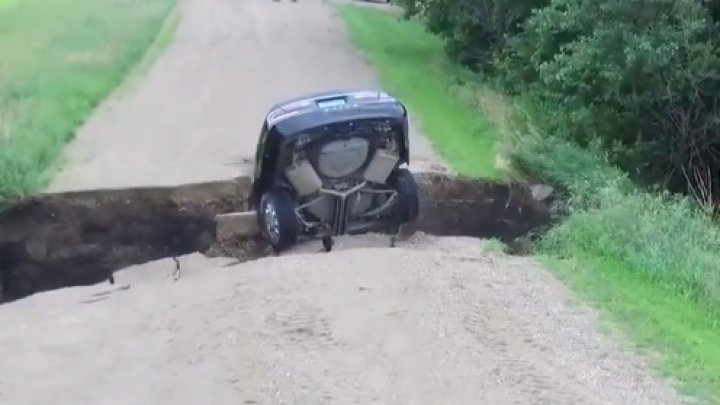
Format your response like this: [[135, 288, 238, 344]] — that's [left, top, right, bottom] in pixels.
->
[[0, 236, 688, 404], [47, 0, 445, 192], [2, 0, 689, 404]]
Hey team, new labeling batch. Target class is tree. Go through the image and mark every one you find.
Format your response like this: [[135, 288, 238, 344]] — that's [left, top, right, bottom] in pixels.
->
[[497, 0, 720, 200], [396, 0, 548, 69]]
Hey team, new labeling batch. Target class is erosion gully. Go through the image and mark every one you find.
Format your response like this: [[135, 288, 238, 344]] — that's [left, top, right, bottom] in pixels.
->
[[0, 173, 554, 303]]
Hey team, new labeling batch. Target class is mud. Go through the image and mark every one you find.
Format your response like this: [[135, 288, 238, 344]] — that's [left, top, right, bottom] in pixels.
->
[[0, 173, 552, 303]]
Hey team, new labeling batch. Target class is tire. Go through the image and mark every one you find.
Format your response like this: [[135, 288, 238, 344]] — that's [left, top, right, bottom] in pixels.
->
[[0, 268, 4, 302], [388, 168, 419, 224], [258, 187, 298, 252]]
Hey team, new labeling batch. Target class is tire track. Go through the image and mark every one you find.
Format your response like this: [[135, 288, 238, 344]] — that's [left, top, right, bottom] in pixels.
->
[[265, 303, 338, 351], [462, 302, 595, 405]]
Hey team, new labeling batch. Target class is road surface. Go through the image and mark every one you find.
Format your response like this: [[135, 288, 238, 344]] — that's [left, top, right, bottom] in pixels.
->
[[0, 236, 689, 404]]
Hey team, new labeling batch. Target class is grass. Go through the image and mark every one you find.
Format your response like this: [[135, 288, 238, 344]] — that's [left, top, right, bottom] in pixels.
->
[[548, 256, 720, 401], [0, 0, 178, 205], [515, 125, 720, 402], [339, 3, 720, 403], [0, 0, 19, 9], [337, 4, 499, 178]]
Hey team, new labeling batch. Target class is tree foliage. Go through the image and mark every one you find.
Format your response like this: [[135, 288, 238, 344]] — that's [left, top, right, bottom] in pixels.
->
[[499, 0, 720, 202], [395, 0, 548, 69], [399, 0, 720, 205]]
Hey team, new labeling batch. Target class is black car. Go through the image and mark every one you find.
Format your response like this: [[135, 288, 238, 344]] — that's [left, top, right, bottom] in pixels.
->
[[250, 89, 419, 252]]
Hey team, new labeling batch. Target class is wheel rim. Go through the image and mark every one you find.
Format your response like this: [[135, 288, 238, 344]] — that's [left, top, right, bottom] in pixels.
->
[[263, 200, 281, 244]]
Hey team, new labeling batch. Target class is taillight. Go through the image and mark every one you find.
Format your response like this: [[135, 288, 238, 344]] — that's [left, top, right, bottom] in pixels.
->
[[266, 99, 312, 126], [351, 90, 395, 103], [283, 99, 313, 111], [352, 90, 381, 100]]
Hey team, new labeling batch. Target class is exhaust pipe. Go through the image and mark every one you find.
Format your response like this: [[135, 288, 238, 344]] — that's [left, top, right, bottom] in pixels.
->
[[284, 160, 322, 197], [363, 149, 399, 184]]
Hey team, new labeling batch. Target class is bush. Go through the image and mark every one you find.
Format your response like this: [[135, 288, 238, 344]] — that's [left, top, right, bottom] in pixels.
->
[[398, 0, 720, 205], [396, 0, 547, 69], [540, 187, 720, 309], [497, 0, 720, 203], [505, 106, 720, 311]]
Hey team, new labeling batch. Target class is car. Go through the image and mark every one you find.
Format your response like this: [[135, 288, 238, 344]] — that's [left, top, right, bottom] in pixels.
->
[[250, 89, 419, 252]]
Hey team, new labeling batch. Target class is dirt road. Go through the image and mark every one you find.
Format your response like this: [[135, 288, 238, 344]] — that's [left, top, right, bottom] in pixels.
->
[[47, 0, 445, 192], [0, 236, 687, 404], [2, 0, 688, 404]]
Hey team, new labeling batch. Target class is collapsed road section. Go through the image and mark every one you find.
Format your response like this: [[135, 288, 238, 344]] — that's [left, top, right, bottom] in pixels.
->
[[0, 173, 553, 303]]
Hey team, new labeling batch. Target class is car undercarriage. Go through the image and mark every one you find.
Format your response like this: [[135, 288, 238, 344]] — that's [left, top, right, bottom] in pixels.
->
[[252, 90, 418, 252]]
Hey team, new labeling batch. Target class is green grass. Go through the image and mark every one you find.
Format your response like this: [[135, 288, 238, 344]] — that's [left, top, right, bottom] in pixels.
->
[[0, 0, 19, 9], [527, 138, 720, 402], [491, 93, 720, 403], [548, 256, 720, 402], [337, 4, 498, 178], [0, 0, 178, 205], [339, 4, 720, 403]]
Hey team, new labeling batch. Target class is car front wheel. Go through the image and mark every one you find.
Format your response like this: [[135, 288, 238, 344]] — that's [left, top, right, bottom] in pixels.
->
[[258, 187, 298, 252]]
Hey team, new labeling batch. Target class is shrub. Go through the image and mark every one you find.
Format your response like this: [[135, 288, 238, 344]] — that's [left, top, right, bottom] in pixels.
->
[[497, 0, 720, 203], [540, 186, 720, 309], [504, 102, 720, 311], [395, 0, 548, 70]]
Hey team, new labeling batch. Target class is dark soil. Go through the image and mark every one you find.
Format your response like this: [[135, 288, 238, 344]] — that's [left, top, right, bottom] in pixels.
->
[[0, 174, 552, 303]]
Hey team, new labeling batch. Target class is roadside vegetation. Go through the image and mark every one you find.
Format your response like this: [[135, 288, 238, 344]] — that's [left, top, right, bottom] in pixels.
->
[[0, 0, 177, 205], [339, 2, 720, 402], [338, 5, 498, 178]]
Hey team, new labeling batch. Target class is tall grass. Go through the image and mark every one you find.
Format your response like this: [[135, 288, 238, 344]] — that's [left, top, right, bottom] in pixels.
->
[[0, 0, 177, 205], [505, 102, 720, 400], [504, 102, 720, 312]]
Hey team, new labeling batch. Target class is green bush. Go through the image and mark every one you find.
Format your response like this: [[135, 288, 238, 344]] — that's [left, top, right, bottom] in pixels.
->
[[540, 187, 720, 309], [505, 104, 720, 312], [395, 0, 547, 69], [497, 0, 720, 199], [397, 0, 720, 202]]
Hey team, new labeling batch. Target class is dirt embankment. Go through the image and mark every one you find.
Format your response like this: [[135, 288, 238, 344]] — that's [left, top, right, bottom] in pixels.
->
[[0, 173, 553, 302]]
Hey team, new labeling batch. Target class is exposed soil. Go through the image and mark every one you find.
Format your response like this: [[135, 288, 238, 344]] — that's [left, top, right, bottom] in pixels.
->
[[0, 173, 552, 302], [0, 0, 690, 404]]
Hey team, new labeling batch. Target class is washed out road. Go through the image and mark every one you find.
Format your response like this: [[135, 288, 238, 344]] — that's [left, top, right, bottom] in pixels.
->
[[1, 0, 689, 404]]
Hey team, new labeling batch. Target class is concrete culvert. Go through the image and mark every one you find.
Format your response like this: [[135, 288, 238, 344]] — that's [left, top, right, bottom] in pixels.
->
[[0, 173, 553, 303]]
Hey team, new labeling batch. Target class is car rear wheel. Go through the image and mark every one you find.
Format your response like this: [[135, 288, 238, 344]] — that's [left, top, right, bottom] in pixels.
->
[[388, 168, 419, 224], [258, 187, 298, 252]]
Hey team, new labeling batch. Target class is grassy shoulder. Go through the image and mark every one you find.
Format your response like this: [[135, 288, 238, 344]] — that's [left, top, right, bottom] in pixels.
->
[[546, 256, 720, 401], [339, 3, 720, 402], [337, 4, 498, 179], [0, 0, 178, 205]]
